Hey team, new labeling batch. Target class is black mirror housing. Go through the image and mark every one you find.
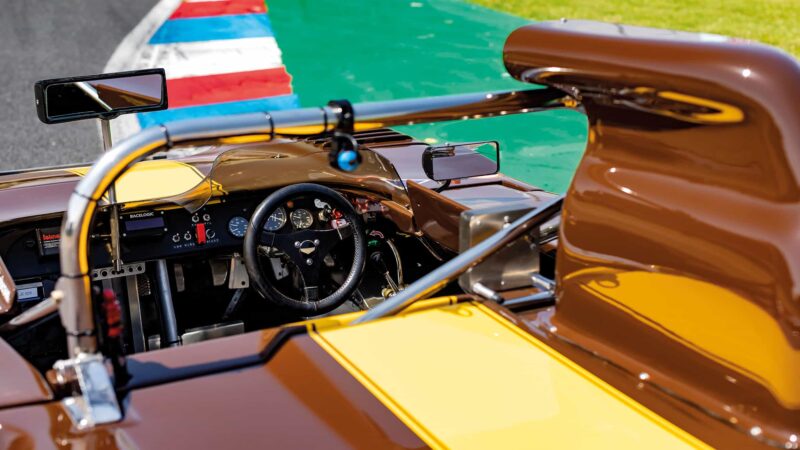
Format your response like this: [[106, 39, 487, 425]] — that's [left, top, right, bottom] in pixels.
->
[[421, 141, 500, 181], [34, 68, 168, 124]]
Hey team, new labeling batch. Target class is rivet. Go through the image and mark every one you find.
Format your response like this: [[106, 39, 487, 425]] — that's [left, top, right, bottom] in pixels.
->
[[750, 426, 762, 437], [306, 258, 313, 266], [294, 241, 301, 248]]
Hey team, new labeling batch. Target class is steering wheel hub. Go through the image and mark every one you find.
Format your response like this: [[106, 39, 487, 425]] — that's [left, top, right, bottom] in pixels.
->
[[298, 240, 317, 255]]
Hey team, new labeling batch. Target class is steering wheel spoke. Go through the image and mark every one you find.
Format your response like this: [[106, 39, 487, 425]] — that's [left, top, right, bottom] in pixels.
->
[[303, 286, 320, 303]]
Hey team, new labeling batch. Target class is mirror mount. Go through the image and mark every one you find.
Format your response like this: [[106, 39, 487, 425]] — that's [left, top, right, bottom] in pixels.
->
[[99, 118, 124, 272], [434, 179, 452, 193]]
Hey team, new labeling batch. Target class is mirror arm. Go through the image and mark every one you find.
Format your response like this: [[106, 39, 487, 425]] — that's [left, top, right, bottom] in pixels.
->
[[433, 179, 452, 193], [99, 119, 123, 273]]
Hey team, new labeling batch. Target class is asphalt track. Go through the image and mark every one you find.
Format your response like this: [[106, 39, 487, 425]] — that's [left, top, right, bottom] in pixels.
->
[[0, 0, 158, 171]]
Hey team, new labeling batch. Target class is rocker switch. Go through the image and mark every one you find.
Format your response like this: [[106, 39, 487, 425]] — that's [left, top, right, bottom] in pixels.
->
[[196, 223, 207, 245]]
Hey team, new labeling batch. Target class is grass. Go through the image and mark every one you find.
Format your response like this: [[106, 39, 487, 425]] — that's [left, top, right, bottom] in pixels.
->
[[471, 0, 800, 58]]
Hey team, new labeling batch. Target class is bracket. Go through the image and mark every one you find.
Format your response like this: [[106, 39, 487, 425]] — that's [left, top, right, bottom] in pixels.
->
[[52, 353, 122, 430], [326, 99, 362, 172]]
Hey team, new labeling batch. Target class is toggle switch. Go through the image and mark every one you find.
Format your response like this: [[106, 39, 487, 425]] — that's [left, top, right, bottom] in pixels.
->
[[196, 223, 207, 245]]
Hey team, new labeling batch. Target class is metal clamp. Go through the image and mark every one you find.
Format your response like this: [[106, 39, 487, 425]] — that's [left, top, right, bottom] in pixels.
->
[[326, 99, 362, 172], [52, 352, 122, 430], [531, 273, 556, 294], [471, 282, 504, 303], [91, 262, 145, 281]]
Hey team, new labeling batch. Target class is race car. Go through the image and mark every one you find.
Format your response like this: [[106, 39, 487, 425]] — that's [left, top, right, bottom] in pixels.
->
[[0, 20, 797, 449]]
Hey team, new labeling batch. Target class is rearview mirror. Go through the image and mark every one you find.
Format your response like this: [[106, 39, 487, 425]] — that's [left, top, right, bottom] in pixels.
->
[[421, 141, 499, 181], [34, 69, 167, 124]]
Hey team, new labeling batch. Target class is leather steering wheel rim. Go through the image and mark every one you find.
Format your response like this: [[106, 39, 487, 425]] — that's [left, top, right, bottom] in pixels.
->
[[243, 183, 366, 314]]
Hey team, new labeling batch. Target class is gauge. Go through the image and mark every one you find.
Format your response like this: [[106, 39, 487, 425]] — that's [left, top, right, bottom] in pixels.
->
[[265, 207, 287, 231], [227, 216, 249, 238], [290, 209, 314, 229]]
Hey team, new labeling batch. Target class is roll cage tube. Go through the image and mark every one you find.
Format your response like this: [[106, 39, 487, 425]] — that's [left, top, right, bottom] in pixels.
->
[[56, 87, 568, 358]]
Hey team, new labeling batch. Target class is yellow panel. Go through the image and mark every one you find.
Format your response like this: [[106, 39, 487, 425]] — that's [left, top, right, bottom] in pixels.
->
[[67, 159, 207, 204], [313, 302, 708, 449], [576, 269, 800, 408]]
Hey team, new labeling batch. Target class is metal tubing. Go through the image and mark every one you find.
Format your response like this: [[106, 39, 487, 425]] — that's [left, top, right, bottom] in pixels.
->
[[153, 260, 180, 348], [503, 291, 556, 311], [352, 195, 564, 324], [0, 295, 58, 332], [56, 87, 566, 357], [353, 88, 564, 127], [125, 275, 146, 353], [100, 119, 123, 273]]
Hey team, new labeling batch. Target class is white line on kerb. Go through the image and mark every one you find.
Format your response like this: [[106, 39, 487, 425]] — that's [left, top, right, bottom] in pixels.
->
[[142, 38, 285, 79]]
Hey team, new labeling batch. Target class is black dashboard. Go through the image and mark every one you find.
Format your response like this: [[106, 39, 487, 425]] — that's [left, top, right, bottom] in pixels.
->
[[119, 195, 258, 262], [0, 195, 263, 293]]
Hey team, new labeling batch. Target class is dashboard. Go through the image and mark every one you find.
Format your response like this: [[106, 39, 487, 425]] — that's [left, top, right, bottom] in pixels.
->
[[0, 190, 391, 288], [0, 195, 264, 293], [120, 196, 258, 262]]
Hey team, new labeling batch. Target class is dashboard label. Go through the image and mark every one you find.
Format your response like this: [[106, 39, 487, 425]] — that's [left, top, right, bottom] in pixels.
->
[[16, 282, 42, 302], [36, 226, 61, 256], [122, 210, 166, 237]]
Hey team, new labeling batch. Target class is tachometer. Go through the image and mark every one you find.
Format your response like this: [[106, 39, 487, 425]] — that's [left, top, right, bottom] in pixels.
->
[[265, 207, 287, 231], [290, 209, 314, 229], [227, 216, 249, 238]]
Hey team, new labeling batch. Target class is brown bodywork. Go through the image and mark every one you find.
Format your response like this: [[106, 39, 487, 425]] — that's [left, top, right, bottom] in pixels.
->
[[0, 332, 427, 449], [504, 21, 800, 447]]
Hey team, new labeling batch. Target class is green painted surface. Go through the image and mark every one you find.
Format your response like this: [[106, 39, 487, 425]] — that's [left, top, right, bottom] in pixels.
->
[[268, 0, 587, 192]]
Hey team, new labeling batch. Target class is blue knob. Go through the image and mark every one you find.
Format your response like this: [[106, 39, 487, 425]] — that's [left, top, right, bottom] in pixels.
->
[[337, 150, 359, 172]]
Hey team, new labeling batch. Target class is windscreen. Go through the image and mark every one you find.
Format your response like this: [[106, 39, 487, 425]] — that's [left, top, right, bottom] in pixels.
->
[[114, 138, 408, 213]]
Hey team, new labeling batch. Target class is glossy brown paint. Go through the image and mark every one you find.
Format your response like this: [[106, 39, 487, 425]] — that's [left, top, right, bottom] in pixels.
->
[[0, 255, 15, 313], [407, 180, 467, 251], [0, 333, 427, 449], [0, 337, 51, 407], [505, 21, 800, 446]]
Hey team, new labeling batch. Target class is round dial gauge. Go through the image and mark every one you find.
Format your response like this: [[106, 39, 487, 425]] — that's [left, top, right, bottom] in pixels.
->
[[290, 209, 314, 229], [227, 216, 249, 238], [265, 207, 287, 231]]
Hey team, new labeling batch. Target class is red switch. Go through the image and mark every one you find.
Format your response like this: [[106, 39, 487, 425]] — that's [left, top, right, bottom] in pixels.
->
[[196, 223, 206, 245]]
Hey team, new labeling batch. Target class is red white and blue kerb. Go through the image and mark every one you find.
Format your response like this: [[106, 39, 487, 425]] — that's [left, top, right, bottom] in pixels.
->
[[114, 0, 299, 133]]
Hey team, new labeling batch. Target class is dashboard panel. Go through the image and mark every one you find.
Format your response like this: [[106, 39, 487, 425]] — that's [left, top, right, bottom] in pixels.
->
[[120, 196, 258, 262]]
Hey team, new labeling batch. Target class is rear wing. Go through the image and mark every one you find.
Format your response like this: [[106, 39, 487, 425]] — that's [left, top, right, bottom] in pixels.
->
[[505, 20, 800, 445]]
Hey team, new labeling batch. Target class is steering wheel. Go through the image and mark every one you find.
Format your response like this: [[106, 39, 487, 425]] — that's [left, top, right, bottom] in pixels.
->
[[243, 183, 366, 315]]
